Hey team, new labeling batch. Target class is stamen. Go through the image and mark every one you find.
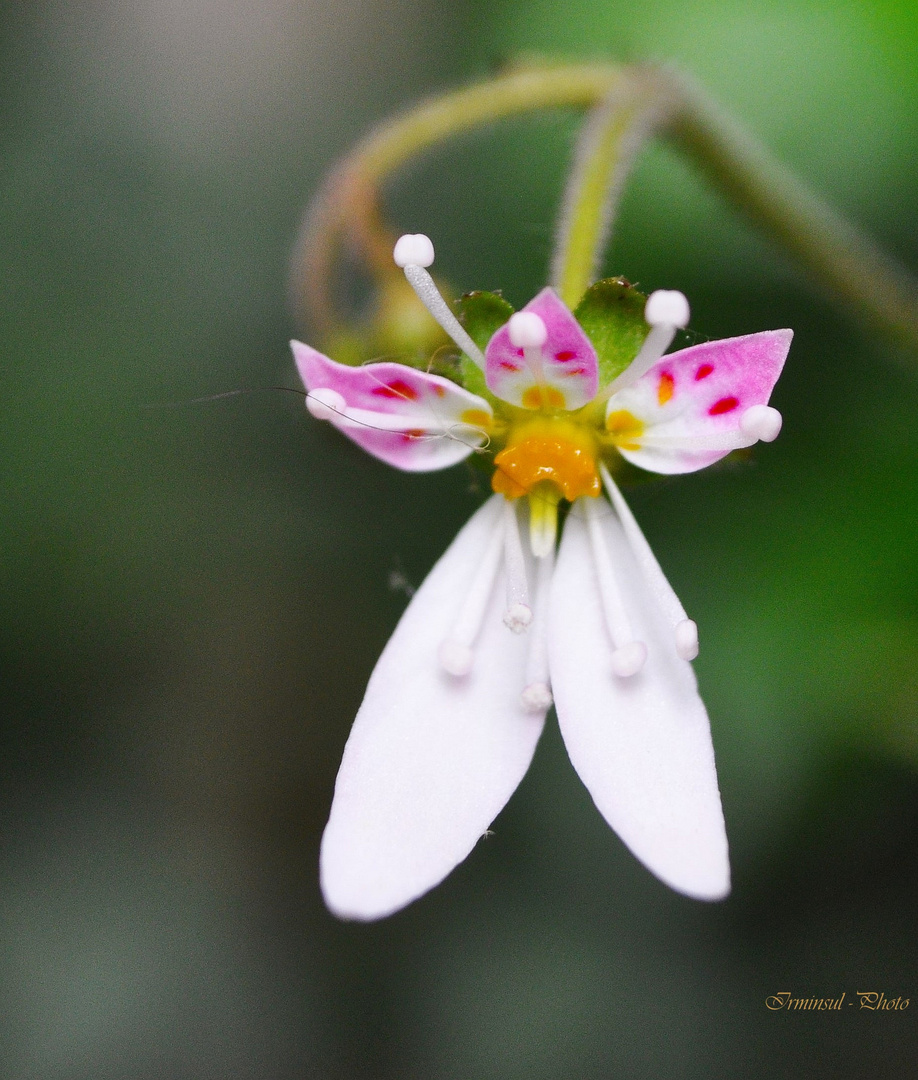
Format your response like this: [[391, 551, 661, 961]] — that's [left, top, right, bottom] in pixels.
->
[[438, 514, 505, 676], [508, 311, 548, 383], [605, 289, 690, 395], [393, 234, 487, 370], [600, 464, 699, 661], [528, 483, 561, 558], [583, 497, 647, 677], [520, 546, 554, 712], [392, 233, 435, 268], [502, 500, 532, 633], [740, 404, 783, 442]]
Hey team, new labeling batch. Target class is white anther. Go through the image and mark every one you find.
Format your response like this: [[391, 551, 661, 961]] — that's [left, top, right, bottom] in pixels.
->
[[521, 682, 553, 712], [438, 639, 474, 676], [393, 233, 435, 268], [644, 290, 690, 329], [508, 311, 548, 349], [611, 640, 648, 678], [675, 619, 699, 661], [740, 404, 783, 443], [504, 603, 533, 634], [306, 387, 346, 421]]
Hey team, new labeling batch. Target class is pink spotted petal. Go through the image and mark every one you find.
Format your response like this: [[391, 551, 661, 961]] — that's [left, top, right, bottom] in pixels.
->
[[292, 341, 493, 472], [485, 288, 599, 410], [607, 330, 792, 474]]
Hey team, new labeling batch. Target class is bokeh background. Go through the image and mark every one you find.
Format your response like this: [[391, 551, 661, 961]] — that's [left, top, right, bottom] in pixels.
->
[[3, 1, 918, 1076]]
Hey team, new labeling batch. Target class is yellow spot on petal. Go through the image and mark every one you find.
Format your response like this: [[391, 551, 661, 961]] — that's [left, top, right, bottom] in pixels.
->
[[460, 408, 492, 430], [606, 409, 645, 452], [658, 371, 674, 405], [521, 385, 566, 411]]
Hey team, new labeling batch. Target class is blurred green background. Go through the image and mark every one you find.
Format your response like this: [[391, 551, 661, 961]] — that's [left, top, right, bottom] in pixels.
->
[[2, 1, 918, 1076]]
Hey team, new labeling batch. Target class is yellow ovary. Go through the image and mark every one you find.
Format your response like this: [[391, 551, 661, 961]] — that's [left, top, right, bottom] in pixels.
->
[[491, 418, 600, 501]]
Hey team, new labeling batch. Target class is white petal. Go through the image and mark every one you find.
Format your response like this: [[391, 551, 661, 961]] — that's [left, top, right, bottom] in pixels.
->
[[549, 503, 730, 900], [320, 495, 547, 920]]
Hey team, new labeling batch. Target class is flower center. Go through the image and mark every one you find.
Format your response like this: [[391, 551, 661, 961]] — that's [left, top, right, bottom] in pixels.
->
[[491, 419, 601, 502], [490, 418, 601, 557]]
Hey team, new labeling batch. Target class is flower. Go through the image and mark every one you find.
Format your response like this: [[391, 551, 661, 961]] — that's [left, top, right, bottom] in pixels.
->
[[293, 233, 791, 920]]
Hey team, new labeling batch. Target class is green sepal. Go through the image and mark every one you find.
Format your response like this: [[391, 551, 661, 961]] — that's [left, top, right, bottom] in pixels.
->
[[573, 277, 649, 386], [454, 291, 515, 404]]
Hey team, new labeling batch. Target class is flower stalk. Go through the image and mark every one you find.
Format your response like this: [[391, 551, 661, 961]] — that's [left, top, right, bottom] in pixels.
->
[[290, 61, 918, 357]]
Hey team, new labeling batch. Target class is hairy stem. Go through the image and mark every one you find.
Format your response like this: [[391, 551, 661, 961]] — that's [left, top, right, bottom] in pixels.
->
[[291, 62, 918, 356], [551, 69, 675, 308]]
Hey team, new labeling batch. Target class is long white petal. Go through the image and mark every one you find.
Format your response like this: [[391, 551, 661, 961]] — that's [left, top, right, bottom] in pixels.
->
[[549, 502, 729, 900], [320, 495, 547, 920]]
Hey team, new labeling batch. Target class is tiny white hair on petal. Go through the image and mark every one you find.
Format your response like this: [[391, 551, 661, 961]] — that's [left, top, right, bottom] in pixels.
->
[[645, 289, 690, 329], [740, 404, 783, 443], [508, 311, 548, 349], [306, 387, 346, 421], [393, 233, 435, 268]]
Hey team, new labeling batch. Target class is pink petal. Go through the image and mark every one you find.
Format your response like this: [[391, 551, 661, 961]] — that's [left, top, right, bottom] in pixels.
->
[[607, 330, 792, 474], [549, 501, 730, 900], [292, 341, 493, 472], [320, 495, 547, 920], [485, 288, 599, 410]]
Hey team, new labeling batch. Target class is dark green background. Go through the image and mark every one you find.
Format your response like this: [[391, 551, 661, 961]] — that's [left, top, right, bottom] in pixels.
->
[[2, 1, 917, 1076]]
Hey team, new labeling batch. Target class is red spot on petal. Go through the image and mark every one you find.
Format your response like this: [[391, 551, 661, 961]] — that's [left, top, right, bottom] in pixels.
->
[[555, 350, 577, 362], [372, 378, 418, 401], [709, 396, 739, 415], [500, 360, 522, 371], [433, 384, 445, 398], [403, 429, 425, 441], [516, 347, 525, 357], [695, 363, 714, 380]]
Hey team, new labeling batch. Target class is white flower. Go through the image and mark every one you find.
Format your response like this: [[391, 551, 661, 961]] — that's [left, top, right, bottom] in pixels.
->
[[293, 234, 792, 920]]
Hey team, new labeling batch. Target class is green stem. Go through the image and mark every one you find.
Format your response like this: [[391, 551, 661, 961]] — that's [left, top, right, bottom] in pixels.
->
[[551, 70, 675, 308], [290, 64, 628, 337], [291, 62, 918, 356], [662, 68, 918, 348]]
